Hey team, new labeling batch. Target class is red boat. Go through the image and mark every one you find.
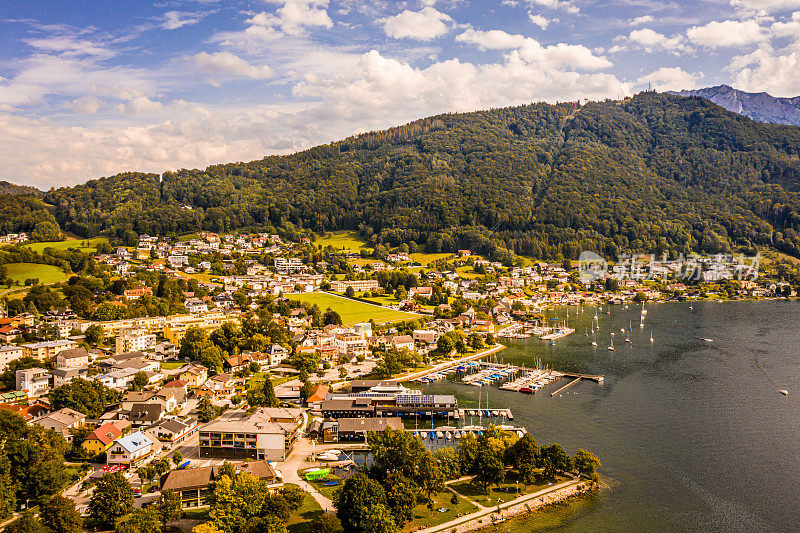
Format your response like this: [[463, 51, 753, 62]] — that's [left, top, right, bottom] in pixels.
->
[[519, 387, 533, 394]]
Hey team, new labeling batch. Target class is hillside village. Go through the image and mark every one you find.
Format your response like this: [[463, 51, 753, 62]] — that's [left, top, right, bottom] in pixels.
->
[[0, 230, 794, 532]]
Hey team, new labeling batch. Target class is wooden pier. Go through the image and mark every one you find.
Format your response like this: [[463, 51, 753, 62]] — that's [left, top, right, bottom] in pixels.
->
[[550, 373, 604, 396]]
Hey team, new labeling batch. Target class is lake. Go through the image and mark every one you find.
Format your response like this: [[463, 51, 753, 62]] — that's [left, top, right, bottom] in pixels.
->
[[420, 300, 800, 532]]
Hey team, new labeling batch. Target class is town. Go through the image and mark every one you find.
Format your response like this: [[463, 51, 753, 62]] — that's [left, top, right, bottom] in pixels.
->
[[0, 230, 794, 533]]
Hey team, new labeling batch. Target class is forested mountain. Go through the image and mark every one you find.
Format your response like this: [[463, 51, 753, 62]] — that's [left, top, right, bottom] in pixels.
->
[[0, 195, 61, 241], [669, 85, 800, 127], [0, 180, 41, 196], [39, 92, 800, 260]]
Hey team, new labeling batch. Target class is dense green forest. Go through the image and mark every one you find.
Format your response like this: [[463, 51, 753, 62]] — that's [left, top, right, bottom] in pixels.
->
[[0, 195, 61, 241], [0, 180, 41, 196], [29, 92, 800, 260]]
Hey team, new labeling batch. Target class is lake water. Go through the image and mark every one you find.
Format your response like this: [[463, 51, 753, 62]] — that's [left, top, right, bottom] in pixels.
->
[[420, 301, 800, 532]]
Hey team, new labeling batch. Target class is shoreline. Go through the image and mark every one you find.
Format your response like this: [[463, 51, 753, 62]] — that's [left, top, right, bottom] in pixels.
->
[[419, 478, 598, 533]]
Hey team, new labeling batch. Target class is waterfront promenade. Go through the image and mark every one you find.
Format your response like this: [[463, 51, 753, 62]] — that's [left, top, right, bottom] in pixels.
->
[[421, 477, 587, 533]]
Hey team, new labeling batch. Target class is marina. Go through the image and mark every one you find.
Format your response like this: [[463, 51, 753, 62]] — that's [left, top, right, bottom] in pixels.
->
[[409, 358, 604, 396]]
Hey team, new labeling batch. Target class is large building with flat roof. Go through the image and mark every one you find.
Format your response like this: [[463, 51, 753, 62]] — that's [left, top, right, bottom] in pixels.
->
[[199, 408, 302, 461]]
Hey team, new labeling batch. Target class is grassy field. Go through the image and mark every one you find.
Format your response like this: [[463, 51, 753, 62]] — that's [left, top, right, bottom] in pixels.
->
[[314, 231, 370, 253], [305, 472, 343, 501], [409, 252, 452, 266], [295, 292, 418, 324], [160, 362, 186, 370], [4, 263, 68, 285], [449, 472, 571, 506], [285, 485, 324, 533], [401, 490, 478, 532], [24, 237, 108, 254]]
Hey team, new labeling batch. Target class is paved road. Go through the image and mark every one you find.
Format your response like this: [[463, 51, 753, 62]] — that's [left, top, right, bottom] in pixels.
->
[[279, 412, 335, 512], [396, 345, 505, 383]]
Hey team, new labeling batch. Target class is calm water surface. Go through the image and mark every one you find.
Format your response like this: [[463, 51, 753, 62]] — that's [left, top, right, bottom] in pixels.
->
[[420, 301, 800, 532]]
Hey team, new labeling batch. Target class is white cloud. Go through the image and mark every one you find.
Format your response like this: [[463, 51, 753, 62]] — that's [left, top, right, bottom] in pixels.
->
[[620, 28, 691, 54], [65, 95, 103, 114], [190, 51, 272, 80], [524, 0, 578, 14], [380, 7, 454, 41], [630, 15, 654, 26], [771, 11, 800, 37], [292, 49, 626, 120], [686, 19, 769, 47], [729, 42, 800, 96], [0, 54, 156, 107], [23, 36, 113, 58], [637, 67, 704, 91], [254, 0, 333, 36], [456, 29, 612, 70], [731, 0, 800, 15], [162, 11, 206, 30], [528, 14, 550, 29]]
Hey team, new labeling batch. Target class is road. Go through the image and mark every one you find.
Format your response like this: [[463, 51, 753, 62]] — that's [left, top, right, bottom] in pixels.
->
[[279, 411, 335, 512], [395, 344, 505, 383]]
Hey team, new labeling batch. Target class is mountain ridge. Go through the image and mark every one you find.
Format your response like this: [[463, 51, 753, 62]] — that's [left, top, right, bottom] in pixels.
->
[[668, 85, 800, 127], [6, 91, 800, 260]]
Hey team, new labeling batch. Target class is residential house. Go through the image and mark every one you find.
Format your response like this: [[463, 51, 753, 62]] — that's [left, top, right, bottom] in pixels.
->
[[391, 335, 414, 351], [31, 407, 85, 442], [22, 339, 78, 360], [107, 431, 157, 466], [197, 374, 235, 399], [145, 417, 198, 447], [0, 345, 24, 371], [333, 333, 368, 358], [128, 403, 165, 427], [16, 367, 51, 396], [52, 367, 88, 387], [179, 365, 208, 389], [81, 422, 124, 456], [116, 331, 157, 354], [55, 347, 90, 369]]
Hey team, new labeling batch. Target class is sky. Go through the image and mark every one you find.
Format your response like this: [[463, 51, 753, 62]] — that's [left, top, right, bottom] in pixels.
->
[[1, 0, 799, 189]]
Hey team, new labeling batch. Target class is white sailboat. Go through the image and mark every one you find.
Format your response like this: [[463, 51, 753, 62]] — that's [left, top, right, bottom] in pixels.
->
[[649, 329, 654, 343], [608, 333, 615, 351]]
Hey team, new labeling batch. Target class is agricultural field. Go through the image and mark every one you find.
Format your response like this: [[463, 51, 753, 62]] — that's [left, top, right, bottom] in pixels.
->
[[24, 237, 109, 254], [3, 263, 68, 285], [294, 291, 418, 324]]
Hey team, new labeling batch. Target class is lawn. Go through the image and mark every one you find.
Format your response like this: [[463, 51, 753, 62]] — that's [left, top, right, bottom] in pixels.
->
[[409, 252, 452, 266], [295, 292, 418, 324], [285, 484, 324, 533], [4, 263, 68, 285], [314, 231, 370, 253], [24, 237, 108, 254], [401, 490, 478, 532], [456, 265, 483, 279], [362, 294, 400, 307], [305, 472, 343, 501], [160, 362, 186, 370], [449, 472, 571, 506]]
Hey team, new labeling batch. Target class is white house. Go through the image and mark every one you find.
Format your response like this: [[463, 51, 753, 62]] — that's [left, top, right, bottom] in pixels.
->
[[0, 345, 24, 371], [107, 432, 156, 466]]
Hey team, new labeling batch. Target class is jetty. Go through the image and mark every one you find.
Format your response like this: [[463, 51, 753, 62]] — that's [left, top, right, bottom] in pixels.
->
[[550, 372, 605, 396]]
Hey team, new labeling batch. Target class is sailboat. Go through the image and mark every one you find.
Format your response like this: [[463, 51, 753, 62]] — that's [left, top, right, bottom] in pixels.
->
[[780, 389, 788, 396], [608, 333, 615, 351], [649, 329, 654, 343], [591, 330, 597, 346]]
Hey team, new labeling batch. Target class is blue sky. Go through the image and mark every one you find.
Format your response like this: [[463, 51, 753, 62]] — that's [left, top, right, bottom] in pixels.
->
[[1, 0, 799, 188]]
